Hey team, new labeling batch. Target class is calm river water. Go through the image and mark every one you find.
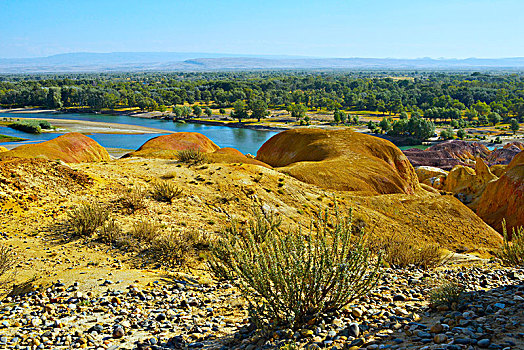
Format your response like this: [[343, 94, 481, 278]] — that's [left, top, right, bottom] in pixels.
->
[[0, 112, 278, 155]]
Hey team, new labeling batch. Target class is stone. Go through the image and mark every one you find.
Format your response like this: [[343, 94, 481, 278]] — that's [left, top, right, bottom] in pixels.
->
[[112, 325, 125, 339], [478, 339, 491, 348]]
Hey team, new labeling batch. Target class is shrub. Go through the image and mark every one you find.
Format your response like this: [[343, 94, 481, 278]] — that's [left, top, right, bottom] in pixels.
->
[[0, 243, 16, 280], [151, 181, 182, 203], [67, 202, 110, 237], [150, 231, 194, 266], [98, 218, 122, 244], [130, 220, 160, 242], [177, 149, 207, 165], [7, 119, 51, 134], [209, 207, 381, 330], [9, 121, 41, 134], [226, 205, 282, 243], [119, 186, 147, 212], [430, 281, 465, 309], [496, 222, 524, 266], [370, 234, 444, 270]]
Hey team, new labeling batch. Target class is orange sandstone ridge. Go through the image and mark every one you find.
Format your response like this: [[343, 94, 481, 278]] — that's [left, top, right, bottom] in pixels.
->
[[477, 150, 524, 236], [256, 128, 419, 195], [0, 133, 110, 163], [125, 132, 271, 167]]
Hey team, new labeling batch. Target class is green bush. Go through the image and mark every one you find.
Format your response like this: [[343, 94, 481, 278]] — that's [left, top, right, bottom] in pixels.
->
[[496, 222, 524, 266], [430, 281, 465, 309], [209, 207, 381, 330], [7, 120, 51, 134], [67, 202, 110, 237]]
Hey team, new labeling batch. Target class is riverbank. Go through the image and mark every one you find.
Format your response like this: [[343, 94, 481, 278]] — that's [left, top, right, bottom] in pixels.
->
[[1, 113, 175, 135]]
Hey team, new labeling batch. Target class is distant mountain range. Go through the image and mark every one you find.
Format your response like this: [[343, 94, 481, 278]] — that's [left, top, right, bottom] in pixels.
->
[[1, 52, 524, 73]]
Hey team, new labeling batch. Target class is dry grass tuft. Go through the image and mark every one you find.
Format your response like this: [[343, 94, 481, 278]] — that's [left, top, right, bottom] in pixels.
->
[[67, 202, 110, 237], [370, 234, 444, 270], [130, 220, 160, 242], [98, 218, 123, 244], [119, 186, 147, 212], [151, 181, 183, 203], [177, 149, 207, 165]]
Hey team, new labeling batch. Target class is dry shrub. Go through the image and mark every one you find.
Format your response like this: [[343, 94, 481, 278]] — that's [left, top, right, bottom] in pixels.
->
[[151, 181, 182, 203], [130, 220, 160, 242], [98, 218, 123, 244], [177, 149, 207, 165], [209, 207, 381, 330], [430, 281, 465, 309], [370, 234, 444, 270], [67, 202, 110, 237], [0, 243, 16, 279], [150, 230, 211, 267], [496, 222, 524, 266], [119, 186, 147, 212]]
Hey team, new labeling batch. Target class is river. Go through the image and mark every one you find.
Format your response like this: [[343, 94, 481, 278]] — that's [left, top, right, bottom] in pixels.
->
[[0, 112, 278, 155]]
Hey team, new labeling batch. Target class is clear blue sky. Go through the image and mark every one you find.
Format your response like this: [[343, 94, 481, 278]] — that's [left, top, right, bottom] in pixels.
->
[[1, 0, 522, 59]]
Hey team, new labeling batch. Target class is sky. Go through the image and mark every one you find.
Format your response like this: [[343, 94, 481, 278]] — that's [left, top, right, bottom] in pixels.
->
[[0, 0, 523, 59]]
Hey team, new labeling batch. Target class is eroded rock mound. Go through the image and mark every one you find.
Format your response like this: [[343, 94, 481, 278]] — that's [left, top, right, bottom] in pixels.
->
[[126, 133, 271, 167], [403, 140, 490, 171], [415, 166, 448, 189], [0, 146, 7, 152], [0, 133, 110, 163], [404, 140, 524, 171], [256, 128, 419, 194], [208, 148, 271, 168], [488, 142, 524, 165], [0, 158, 93, 202], [477, 150, 524, 235], [443, 158, 498, 209], [127, 132, 220, 159]]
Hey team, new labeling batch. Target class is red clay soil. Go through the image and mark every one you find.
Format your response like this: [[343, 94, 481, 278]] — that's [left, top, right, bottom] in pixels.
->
[[477, 150, 524, 236], [256, 128, 420, 195], [0, 133, 110, 163]]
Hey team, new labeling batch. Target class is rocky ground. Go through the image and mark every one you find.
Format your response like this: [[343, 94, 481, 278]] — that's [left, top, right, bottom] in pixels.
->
[[0, 263, 521, 350], [0, 149, 522, 349]]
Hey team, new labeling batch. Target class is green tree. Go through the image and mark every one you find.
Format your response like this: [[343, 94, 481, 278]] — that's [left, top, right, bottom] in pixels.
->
[[290, 103, 307, 121], [440, 128, 455, 140], [399, 111, 409, 120], [379, 117, 392, 133], [488, 112, 502, 125], [457, 128, 466, 140], [193, 105, 202, 117], [472, 101, 491, 116], [367, 120, 377, 132], [45, 87, 62, 109], [250, 99, 268, 122], [204, 106, 212, 118], [219, 108, 226, 116], [232, 100, 248, 122], [510, 118, 520, 134], [333, 109, 345, 124], [181, 106, 192, 118]]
